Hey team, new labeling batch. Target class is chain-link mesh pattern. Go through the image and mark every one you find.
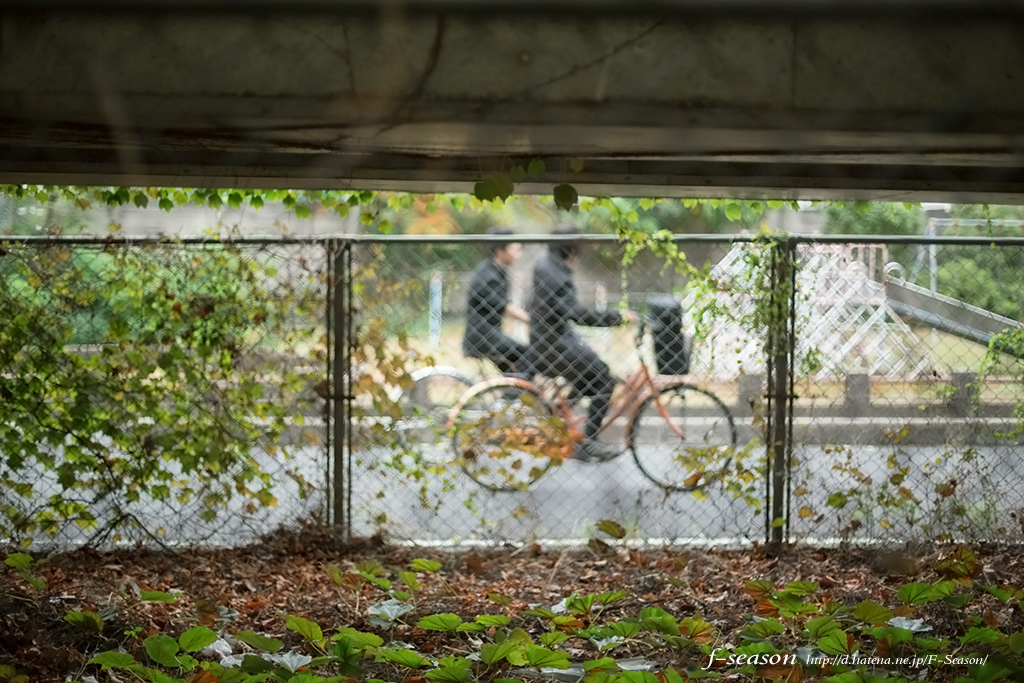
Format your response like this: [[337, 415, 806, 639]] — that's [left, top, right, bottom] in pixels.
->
[[0, 238, 329, 548], [350, 239, 762, 544], [6, 233, 1023, 549], [786, 239, 1024, 545]]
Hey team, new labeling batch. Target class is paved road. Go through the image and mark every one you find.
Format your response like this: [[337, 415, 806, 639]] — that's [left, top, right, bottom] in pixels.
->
[[16, 426, 1024, 548]]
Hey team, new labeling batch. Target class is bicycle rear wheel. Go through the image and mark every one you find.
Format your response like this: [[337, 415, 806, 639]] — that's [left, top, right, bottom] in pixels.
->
[[450, 380, 567, 491], [627, 382, 736, 491], [394, 367, 473, 462]]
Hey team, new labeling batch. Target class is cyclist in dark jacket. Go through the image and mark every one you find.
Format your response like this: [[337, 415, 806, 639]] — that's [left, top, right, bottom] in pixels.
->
[[529, 224, 637, 461], [462, 227, 533, 377]]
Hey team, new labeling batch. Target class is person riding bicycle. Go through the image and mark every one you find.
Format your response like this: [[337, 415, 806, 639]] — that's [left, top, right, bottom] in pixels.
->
[[528, 224, 638, 462], [462, 227, 535, 378]]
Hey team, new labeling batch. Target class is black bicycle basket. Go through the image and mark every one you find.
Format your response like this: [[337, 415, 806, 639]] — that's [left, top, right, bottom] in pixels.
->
[[647, 294, 691, 375]]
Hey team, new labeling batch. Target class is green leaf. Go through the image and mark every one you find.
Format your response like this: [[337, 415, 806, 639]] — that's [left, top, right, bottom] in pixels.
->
[[583, 657, 621, 672], [417, 613, 462, 632], [827, 492, 848, 508], [144, 635, 181, 668], [553, 183, 578, 211], [784, 581, 819, 596], [596, 520, 626, 539], [897, 582, 941, 605], [179, 626, 218, 653], [409, 558, 442, 573], [4, 554, 32, 570], [569, 158, 585, 173], [852, 599, 894, 625], [528, 159, 546, 178], [88, 651, 135, 670], [509, 165, 526, 183], [525, 645, 571, 669], [818, 630, 857, 655], [425, 666, 472, 683], [487, 593, 513, 606], [399, 571, 422, 591], [64, 611, 104, 633], [480, 640, 517, 665], [475, 614, 511, 628], [376, 649, 427, 668], [540, 631, 568, 646], [618, 672, 659, 683], [608, 621, 641, 638], [804, 616, 841, 638], [596, 590, 629, 605], [960, 627, 1003, 645], [140, 590, 178, 604], [332, 627, 383, 650], [724, 202, 742, 221], [285, 615, 324, 644], [235, 631, 284, 654]]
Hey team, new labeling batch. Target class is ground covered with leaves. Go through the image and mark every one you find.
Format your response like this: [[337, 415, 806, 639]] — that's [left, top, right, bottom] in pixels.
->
[[3, 529, 1024, 683]]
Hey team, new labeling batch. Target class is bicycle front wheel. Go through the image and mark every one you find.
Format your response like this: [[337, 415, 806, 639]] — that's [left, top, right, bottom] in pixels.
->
[[627, 382, 736, 492], [450, 380, 568, 491], [394, 367, 473, 462]]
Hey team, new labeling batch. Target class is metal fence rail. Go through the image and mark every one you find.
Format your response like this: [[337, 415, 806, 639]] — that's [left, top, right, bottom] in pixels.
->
[[2, 233, 1023, 548]]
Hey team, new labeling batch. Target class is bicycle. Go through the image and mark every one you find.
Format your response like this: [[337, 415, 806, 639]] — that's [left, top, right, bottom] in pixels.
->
[[445, 318, 738, 492]]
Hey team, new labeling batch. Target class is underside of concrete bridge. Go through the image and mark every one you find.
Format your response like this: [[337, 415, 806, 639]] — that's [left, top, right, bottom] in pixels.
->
[[2, 1, 1024, 201]]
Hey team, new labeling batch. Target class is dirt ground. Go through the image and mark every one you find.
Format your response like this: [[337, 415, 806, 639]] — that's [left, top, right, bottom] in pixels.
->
[[3, 528, 1024, 682]]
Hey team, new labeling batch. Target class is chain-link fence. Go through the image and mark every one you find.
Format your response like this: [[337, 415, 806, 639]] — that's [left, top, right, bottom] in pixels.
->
[[0, 236, 331, 548], [4, 233, 1024, 549]]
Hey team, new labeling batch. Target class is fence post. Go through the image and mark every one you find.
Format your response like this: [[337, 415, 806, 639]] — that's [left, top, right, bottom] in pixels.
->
[[327, 239, 352, 540], [765, 238, 797, 546]]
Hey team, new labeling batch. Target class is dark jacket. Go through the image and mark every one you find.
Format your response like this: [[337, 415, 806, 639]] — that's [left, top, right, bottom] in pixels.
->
[[528, 252, 623, 348], [462, 258, 511, 358]]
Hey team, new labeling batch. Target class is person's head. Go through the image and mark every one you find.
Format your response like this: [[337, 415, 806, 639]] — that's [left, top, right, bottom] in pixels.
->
[[550, 223, 581, 262], [487, 226, 521, 267]]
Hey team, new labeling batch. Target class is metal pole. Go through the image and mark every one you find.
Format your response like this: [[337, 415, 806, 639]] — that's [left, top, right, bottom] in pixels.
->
[[767, 238, 795, 546], [331, 240, 349, 538], [324, 240, 334, 526]]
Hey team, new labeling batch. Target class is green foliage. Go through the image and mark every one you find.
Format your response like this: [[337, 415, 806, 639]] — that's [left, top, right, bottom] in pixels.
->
[[0, 241, 321, 544], [67, 556, 1024, 683]]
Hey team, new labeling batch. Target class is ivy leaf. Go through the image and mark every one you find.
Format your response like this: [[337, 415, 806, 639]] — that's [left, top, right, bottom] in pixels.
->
[[569, 158, 585, 173], [3, 554, 32, 570], [376, 649, 427, 668], [88, 651, 135, 670], [509, 165, 526, 183], [332, 628, 384, 650], [140, 590, 178, 604], [235, 631, 284, 653], [525, 645, 571, 669], [179, 626, 218, 653], [64, 611, 104, 633], [527, 159, 546, 178], [417, 613, 462, 632], [553, 183, 578, 211], [852, 600, 894, 625], [724, 202, 742, 221], [480, 641, 517, 665], [144, 635, 181, 668], [409, 559, 442, 573], [817, 630, 857, 655], [583, 657, 621, 672], [487, 593, 512, 606], [897, 582, 939, 604], [285, 615, 324, 644]]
